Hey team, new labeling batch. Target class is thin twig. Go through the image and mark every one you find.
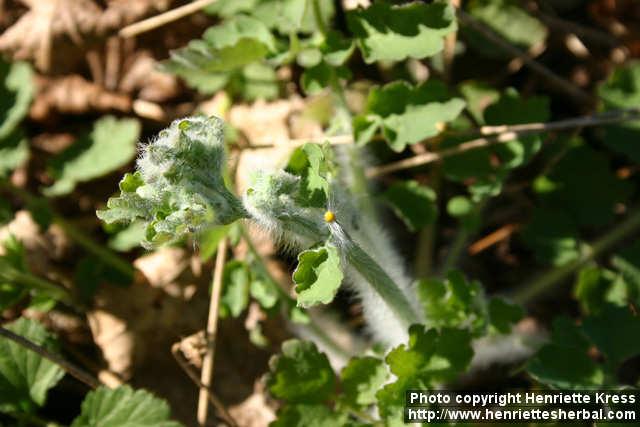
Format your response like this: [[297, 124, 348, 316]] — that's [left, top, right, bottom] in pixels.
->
[[366, 108, 640, 177], [457, 9, 594, 105], [0, 326, 102, 389], [511, 206, 640, 303], [171, 343, 238, 427], [197, 238, 228, 426], [468, 223, 521, 255], [120, 0, 219, 38]]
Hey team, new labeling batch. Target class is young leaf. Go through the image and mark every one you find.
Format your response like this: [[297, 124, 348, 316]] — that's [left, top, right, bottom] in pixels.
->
[[267, 339, 336, 403], [574, 267, 628, 315], [44, 116, 141, 196], [340, 356, 388, 409], [286, 143, 333, 208], [0, 318, 65, 414], [71, 385, 183, 427], [292, 244, 343, 307], [220, 260, 250, 318], [381, 180, 437, 232], [347, 1, 457, 64], [97, 117, 246, 248], [354, 80, 465, 152], [253, 0, 335, 35], [0, 60, 33, 140]]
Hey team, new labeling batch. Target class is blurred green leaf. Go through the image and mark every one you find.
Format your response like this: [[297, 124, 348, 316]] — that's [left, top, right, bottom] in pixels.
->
[[271, 404, 349, 427], [267, 339, 336, 403], [254, 0, 335, 35], [220, 260, 251, 318], [340, 357, 388, 409], [582, 305, 640, 367], [44, 116, 141, 196], [598, 61, 640, 163], [0, 130, 28, 178], [536, 145, 631, 227], [521, 208, 580, 266], [0, 60, 33, 140], [250, 279, 279, 309], [381, 180, 437, 232], [574, 267, 629, 315], [293, 244, 343, 307], [71, 385, 183, 427], [0, 318, 65, 414], [488, 297, 523, 334], [417, 271, 487, 335], [377, 326, 472, 424], [347, 1, 456, 63], [465, 0, 547, 57]]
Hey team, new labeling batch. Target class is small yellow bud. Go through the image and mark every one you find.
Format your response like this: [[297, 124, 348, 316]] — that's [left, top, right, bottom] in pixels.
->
[[324, 210, 336, 223], [435, 122, 446, 133]]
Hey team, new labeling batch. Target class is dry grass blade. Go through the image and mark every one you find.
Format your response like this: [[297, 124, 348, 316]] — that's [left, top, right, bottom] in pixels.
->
[[120, 0, 219, 38]]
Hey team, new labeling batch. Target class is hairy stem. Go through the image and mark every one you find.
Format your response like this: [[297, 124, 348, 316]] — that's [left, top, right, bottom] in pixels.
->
[[511, 207, 640, 303]]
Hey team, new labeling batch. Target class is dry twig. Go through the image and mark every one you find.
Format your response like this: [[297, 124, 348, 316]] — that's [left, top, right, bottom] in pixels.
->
[[197, 238, 228, 426], [366, 108, 640, 177], [0, 326, 102, 389], [120, 0, 218, 38]]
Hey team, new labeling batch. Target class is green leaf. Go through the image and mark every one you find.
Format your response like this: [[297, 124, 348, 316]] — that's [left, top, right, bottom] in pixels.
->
[[286, 143, 333, 208], [301, 63, 350, 95], [250, 279, 280, 309], [527, 317, 604, 389], [340, 356, 388, 409], [574, 267, 629, 315], [381, 180, 437, 232], [44, 116, 141, 196], [107, 221, 146, 252], [582, 305, 640, 367], [377, 326, 473, 423], [163, 15, 277, 86], [458, 81, 500, 124], [254, 0, 335, 35], [0, 130, 29, 178], [96, 172, 151, 225], [220, 260, 250, 318], [347, 1, 457, 64], [71, 385, 183, 427], [527, 344, 604, 390], [0, 318, 65, 413], [197, 224, 231, 261], [417, 271, 488, 335], [521, 208, 580, 266], [0, 60, 33, 140], [271, 404, 349, 427], [597, 61, 640, 163], [488, 297, 523, 334], [267, 339, 336, 403], [293, 244, 343, 307], [465, 0, 547, 58], [354, 80, 465, 152], [443, 89, 549, 200], [239, 62, 279, 101], [535, 145, 632, 227]]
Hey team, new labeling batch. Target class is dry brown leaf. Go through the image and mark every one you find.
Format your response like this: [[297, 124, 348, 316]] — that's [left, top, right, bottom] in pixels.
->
[[228, 382, 276, 427], [0, 0, 102, 72], [87, 247, 209, 378], [29, 74, 131, 120]]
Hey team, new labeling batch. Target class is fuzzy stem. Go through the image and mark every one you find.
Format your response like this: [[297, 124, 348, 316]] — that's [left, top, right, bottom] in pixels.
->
[[332, 225, 420, 327], [511, 207, 640, 303]]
